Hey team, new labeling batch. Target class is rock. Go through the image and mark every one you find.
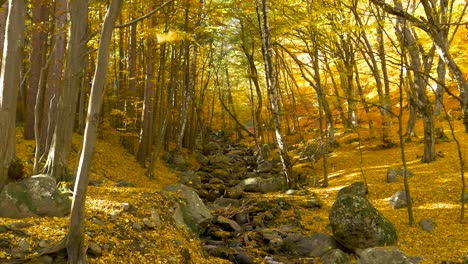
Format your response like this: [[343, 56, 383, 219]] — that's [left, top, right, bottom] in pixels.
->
[[258, 177, 286, 193], [357, 246, 416, 264], [92, 218, 106, 226], [0, 174, 71, 218], [142, 218, 154, 229], [329, 194, 397, 250], [286, 189, 299, 195], [209, 177, 224, 184], [120, 202, 135, 212], [233, 250, 254, 264], [39, 240, 49, 248], [177, 171, 202, 189], [88, 179, 103, 186], [257, 160, 273, 173], [150, 208, 162, 228], [87, 241, 102, 256], [203, 244, 229, 259], [132, 222, 142, 231], [337, 181, 367, 198], [226, 185, 244, 199], [304, 197, 322, 209], [115, 180, 135, 187], [234, 212, 249, 225], [261, 229, 283, 247], [18, 239, 30, 251], [196, 153, 209, 165], [321, 249, 351, 264], [241, 177, 261, 192], [213, 215, 242, 232], [418, 218, 436, 232], [387, 168, 399, 183], [214, 198, 241, 208], [389, 190, 408, 209], [163, 184, 212, 236], [282, 232, 338, 257]]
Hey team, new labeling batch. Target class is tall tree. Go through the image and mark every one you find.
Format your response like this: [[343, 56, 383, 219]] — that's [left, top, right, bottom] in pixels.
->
[[67, 0, 123, 262], [43, 0, 88, 180], [0, 0, 27, 191], [24, 0, 49, 140], [255, 0, 295, 187]]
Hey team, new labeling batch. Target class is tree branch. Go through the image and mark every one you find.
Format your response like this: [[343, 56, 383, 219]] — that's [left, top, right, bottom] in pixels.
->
[[114, 0, 174, 28]]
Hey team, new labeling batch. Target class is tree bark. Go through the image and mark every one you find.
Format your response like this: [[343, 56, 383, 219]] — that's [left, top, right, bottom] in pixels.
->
[[44, 0, 88, 181], [25, 0, 49, 140], [67, 1, 123, 262], [0, 2, 8, 62], [256, 0, 295, 187], [0, 0, 27, 191]]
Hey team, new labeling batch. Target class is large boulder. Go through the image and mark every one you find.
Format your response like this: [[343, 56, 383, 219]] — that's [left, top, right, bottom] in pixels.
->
[[357, 246, 417, 264], [162, 184, 212, 236], [329, 194, 398, 251], [0, 175, 71, 218], [321, 249, 351, 264], [337, 182, 367, 198]]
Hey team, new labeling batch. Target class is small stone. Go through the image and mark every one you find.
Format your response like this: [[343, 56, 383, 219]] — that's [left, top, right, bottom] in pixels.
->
[[151, 208, 162, 228], [132, 222, 142, 231], [120, 202, 133, 211], [115, 180, 135, 187], [87, 241, 102, 256], [109, 211, 118, 221], [88, 179, 103, 186], [419, 218, 436, 232], [142, 218, 154, 229], [18, 239, 30, 251], [286, 189, 299, 195], [389, 190, 408, 209], [92, 218, 106, 226], [39, 240, 49, 248]]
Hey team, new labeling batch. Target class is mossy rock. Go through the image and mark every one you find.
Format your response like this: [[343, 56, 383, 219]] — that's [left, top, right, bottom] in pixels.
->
[[329, 194, 397, 250]]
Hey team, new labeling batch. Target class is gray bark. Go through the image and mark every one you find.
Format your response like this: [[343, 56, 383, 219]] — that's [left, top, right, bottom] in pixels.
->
[[0, 0, 27, 191], [67, 0, 123, 262], [44, 0, 88, 181]]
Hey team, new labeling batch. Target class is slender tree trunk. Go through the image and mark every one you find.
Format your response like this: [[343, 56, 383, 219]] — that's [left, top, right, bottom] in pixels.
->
[[0, 0, 27, 191], [25, 0, 49, 140], [0, 2, 8, 62], [136, 2, 156, 167], [44, 0, 88, 181], [67, 1, 123, 262], [256, 0, 295, 187]]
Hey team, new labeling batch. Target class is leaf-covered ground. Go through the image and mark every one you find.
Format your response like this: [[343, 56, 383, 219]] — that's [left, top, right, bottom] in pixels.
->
[[1, 121, 467, 263]]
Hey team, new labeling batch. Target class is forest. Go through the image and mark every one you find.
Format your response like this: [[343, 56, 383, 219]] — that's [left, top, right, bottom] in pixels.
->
[[0, 0, 467, 263]]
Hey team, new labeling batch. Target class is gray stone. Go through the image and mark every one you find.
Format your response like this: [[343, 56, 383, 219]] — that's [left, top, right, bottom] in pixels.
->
[[177, 171, 201, 189], [389, 190, 408, 209], [18, 239, 30, 251], [282, 232, 338, 257], [304, 197, 322, 209], [257, 160, 273, 173], [214, 197, 241, 208], [258, 177, 286, 193], [132, 222, 142, 231], [142, 218, 154, 229], [234, 250, 254, 264], [87, 241, 102, 256], [163, 183, 212, 236], [115, 180, 135, 187], [150, 208, 162, 228], [387, 168, 399, 183], [39, 240, 49, 248], [0, 175, 71, 218], [418, 218, 436, 232], [357, 246, 416, 264], [261, 229, 283, 247], [329, 194, 397, 250], [337, 182, 367, 198], [321, 249, 351, 264], [213, 215, 242, 232], [92, 218, 106, 226], [241, 177, 260, 192], [226, 185, 244, 199], [286, 189, 299, 195], [88, 179, 103, 186]]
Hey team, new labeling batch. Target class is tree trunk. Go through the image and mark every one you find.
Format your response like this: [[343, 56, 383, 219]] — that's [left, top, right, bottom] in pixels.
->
[[25, 0, 49, 140], [0, 0, 27, 191], [43, 0, 88, 181], [136, 2, 156, 167], [256, 0, 295, 187], [0, 2, 8, 61], [67, 1, 123, 262]]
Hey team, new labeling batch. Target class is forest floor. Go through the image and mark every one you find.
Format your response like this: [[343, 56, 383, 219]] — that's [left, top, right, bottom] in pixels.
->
[[1, 120, 467, 263]]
